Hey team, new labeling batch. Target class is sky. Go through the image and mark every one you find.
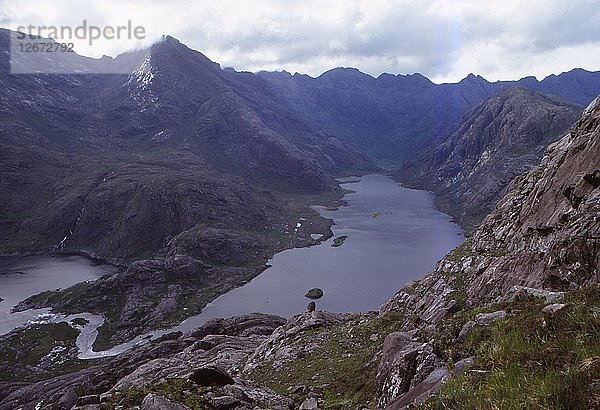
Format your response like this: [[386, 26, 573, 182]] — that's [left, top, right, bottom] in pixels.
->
[[1, 0, 599, 83]]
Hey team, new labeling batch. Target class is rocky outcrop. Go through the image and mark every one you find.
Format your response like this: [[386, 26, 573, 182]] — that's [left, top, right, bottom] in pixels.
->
[[141, 393, 190, 410], [397, 87, 582, 232], [0, 313, 290, 410], [377, 93, 600, 406], [114, 314, 285, 390], [376, 331, 445, 408], [244, 311, 354, 373]]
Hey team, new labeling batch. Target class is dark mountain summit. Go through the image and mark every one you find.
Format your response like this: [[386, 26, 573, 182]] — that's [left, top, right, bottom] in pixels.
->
[[258, 66, 600, 161], [396, 87, 582, 231], [0, 30, 372, 263]]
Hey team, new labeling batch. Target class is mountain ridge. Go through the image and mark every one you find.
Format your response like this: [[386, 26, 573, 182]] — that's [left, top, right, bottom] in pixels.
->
[[2, 91, 598, 410], [396, 86, 582, 232]]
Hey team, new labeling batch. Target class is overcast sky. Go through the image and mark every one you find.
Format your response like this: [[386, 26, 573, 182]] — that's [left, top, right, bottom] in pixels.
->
[[1, 0, 599, 83]]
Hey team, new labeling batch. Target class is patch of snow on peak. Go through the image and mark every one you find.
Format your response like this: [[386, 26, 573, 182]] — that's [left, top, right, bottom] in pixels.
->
[[125, 53, 159, 109], [127, 53, 155, 90]]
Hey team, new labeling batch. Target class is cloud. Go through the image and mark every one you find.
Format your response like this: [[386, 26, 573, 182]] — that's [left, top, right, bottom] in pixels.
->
[[1, 0, 599, 82]]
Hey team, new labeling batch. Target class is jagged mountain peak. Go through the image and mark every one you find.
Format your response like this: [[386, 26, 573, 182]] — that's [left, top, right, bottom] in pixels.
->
[[459, 72, 489, 84], [144, 34, 221, 72], [397, 84, 582, 231]]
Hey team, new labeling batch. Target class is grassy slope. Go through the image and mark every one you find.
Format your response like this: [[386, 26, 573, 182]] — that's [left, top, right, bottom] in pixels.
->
[[422, 285, 600, 409]]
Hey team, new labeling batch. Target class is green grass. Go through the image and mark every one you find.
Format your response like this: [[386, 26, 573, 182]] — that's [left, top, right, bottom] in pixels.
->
[[0, 322, 105, 382], [107, 378, 211, 409], [421, 284, 600, 409]]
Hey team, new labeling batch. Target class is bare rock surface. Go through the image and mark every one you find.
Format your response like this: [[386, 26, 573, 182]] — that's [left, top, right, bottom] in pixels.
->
[[141, 393, 190, 410], [377, 95, 600, 406]]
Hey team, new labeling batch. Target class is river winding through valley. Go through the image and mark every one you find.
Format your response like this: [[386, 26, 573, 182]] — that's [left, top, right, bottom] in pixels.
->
[[0, 174, 464, 359]]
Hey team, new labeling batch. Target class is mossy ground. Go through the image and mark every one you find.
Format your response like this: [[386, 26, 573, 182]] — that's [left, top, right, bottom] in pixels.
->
[[105, 378, 212, 409], [421, 284, 600, 409], [247, 311, 405, 409], [0, 322, 105, 382]]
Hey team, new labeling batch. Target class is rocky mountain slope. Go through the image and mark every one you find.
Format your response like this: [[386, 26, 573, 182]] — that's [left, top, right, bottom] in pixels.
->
[[0, 30, 371, 351], [376, 93, 600, 407], [383, 92, 600, 315], [258, 68, 600, 161], [1, 92, 597, 410], [0, 31, 372, 263], [396, 87, 582, 232]]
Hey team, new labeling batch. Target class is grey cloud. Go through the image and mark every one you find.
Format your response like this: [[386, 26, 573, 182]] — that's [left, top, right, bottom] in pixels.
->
[[3, 0, 599, 81]]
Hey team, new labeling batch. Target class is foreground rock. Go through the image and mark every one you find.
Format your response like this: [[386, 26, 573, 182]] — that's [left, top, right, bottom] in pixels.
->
[[376, 331, 445, 408], [141, 393, 190, 410], [0, 314, 289, 410]]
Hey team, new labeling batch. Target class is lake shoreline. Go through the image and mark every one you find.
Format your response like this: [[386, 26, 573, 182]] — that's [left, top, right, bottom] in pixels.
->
[[1, 174, 464, 359]]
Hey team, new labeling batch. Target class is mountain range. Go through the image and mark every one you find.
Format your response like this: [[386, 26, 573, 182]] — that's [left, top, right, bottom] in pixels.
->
[[1, 27, 600, 408], [0, 48, 598, 408], [257, 66, 600, 161]]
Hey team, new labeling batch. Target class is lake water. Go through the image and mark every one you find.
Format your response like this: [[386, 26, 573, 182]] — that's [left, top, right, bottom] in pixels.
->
[[0, 174, 464, 357], [0, 256, 117, 335], [173, 174, 464, 331]]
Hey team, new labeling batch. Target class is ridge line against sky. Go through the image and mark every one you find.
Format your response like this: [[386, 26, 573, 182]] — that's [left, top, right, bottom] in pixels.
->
[[1, 0, 599, 83]]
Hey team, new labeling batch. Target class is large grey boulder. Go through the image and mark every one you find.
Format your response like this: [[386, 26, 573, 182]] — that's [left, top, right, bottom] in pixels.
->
[[376, 332, 444, 408], [141, 393, 190, 410], [385, 367, 451, 409], [299, 396, 320, 410]]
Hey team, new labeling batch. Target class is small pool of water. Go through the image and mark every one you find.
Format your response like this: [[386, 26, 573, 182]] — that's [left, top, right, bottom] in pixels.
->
[[0, 255, 117, 335]]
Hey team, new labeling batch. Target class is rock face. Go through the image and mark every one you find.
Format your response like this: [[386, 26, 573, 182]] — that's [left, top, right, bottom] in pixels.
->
[[141, 393, 190, 410], [397, 87, 582, 232], [384, 94, 600, 318], [376, 332, 445, 408], [377, 93, 600, 405]]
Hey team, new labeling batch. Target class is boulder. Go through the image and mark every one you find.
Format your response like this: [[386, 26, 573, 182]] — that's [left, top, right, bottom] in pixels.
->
[[475, 310, 507, 326], [299, 396, 320, 410], [457, 310, 507, 342], [57, 389, 78, 409], [511, 286, 565, 303], [376, 332, 443, 408], [211, 395, 240, 409], [457, 321, 477, 343], [305, 288, 324, 299], [542, 303, 567, 315], [385, 367, 451, 409], [453, 357, 474, 374], [141, 393, 190, 410]]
